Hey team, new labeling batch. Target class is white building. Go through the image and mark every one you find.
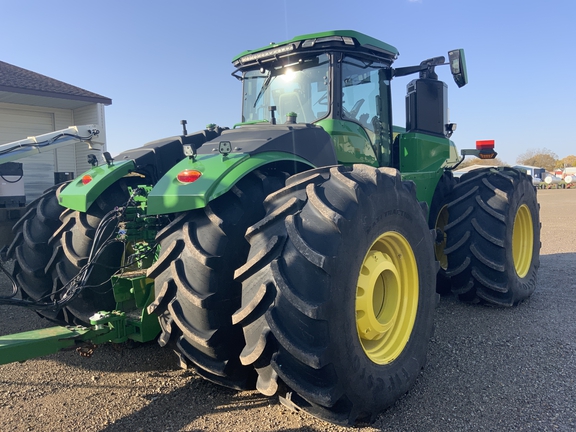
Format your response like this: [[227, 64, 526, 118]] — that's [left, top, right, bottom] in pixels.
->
[[0, 60, 111, 202]]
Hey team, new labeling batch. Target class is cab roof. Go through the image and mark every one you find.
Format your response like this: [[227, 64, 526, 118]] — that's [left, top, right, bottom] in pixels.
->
[[232, 30, 399, 66]]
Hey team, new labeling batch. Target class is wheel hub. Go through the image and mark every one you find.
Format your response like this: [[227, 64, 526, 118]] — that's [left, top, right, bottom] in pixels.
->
[[356, 232, 419, 365], [512, 204, 534, 278], [356, 251, 400, 340]]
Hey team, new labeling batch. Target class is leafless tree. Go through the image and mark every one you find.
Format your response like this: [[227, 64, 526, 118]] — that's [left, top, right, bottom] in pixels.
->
[[516, 148, 558, 171]]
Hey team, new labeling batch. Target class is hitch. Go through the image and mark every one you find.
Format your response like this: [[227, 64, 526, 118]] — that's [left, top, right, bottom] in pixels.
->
[[0, 313, 109, 365], [0, 274, 161, 366]]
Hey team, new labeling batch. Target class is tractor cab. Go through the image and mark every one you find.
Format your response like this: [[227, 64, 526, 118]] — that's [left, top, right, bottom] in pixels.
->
[[232, 31, 467, 170], [232, 31, 398, 168]]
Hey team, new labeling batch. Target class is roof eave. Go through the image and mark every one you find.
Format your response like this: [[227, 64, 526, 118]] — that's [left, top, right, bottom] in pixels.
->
[[0, 85, 112, 106]]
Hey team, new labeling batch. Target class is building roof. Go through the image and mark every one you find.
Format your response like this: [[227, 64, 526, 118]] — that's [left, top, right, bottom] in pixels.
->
[[0, 61, 111, 106]]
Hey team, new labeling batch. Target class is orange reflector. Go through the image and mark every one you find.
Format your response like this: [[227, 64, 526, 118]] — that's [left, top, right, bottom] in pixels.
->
[[479, 152, 497, 159], [476, 140, 495, 150], [177, 169, 202, 183], [81, 175, 93, 185]]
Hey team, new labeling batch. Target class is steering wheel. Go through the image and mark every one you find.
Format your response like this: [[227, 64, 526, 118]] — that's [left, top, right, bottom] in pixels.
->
[[348, 98, 365, 118], [314, 93, 328, 106]]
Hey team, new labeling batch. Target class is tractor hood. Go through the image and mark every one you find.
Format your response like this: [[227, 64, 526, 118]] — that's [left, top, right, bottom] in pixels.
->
[[196, 123, 337, 167]]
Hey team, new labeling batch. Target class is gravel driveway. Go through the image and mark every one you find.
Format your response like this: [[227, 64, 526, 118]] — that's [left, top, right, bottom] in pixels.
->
[[1, 188, 574, 431]]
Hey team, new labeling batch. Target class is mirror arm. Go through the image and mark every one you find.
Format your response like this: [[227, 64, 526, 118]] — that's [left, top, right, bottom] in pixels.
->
[[392, 64, 427, 78]]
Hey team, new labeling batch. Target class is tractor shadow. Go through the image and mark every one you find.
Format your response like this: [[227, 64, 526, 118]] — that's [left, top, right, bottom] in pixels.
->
[[98, 378, 272, 432], [2, 253, 574, 431], [96, 380, 325, 432]]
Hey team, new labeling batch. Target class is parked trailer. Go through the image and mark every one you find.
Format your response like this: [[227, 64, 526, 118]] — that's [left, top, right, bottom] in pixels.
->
[[537, 175, 575, 189]]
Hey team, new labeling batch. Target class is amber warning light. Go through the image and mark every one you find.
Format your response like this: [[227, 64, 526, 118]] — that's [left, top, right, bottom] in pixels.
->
[[476, 140, 497, 159]]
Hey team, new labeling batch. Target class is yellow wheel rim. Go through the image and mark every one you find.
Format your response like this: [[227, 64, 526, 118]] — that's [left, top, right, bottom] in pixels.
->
[[356, 232, 419, 365], [434, 205, 449, 270], [512, 204, 533, 278]]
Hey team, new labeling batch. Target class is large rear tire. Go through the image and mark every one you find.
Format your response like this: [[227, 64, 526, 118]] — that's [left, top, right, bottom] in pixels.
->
[[46, 181, 133, 324], [233, 165, 436, 425], [7, 181, 130, 324], [147, 170, 287, 390], [6, 183, 67, 322], [445, 167, 540, 306]]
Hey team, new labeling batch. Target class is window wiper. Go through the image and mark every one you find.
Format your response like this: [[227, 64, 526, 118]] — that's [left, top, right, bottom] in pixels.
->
[[253, 73, 275, 108]]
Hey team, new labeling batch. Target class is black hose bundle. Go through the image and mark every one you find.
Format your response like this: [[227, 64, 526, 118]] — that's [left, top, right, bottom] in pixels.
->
[[0, 187, 155, 311]]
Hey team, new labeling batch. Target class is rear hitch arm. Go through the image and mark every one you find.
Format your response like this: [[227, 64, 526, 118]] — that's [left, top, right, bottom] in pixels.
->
[[0, 310, 145, 365]]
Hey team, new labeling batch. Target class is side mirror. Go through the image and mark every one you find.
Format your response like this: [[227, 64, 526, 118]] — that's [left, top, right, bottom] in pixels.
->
[[448, 49, 468, 88]]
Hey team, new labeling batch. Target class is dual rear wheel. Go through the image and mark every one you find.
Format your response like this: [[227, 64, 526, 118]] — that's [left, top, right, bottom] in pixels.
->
[[146, 164, 437, 424], [7, 181, 129, 325], [232, 165, 436, 424]]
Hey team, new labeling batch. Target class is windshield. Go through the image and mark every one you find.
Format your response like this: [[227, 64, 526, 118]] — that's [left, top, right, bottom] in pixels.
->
[[242, 53, 330, 124]]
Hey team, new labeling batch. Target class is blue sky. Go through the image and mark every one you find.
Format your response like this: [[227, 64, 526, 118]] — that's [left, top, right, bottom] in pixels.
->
[[1, 0, 575, 165]]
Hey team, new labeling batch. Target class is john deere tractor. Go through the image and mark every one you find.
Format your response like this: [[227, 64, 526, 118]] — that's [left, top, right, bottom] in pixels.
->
[[1, 30, 540, 425]]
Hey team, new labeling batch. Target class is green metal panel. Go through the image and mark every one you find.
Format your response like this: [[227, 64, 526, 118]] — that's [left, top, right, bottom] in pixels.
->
[[233, 30, 399, 63], [111, 273, 160, 343], [397, 132, 455, 210], [316, 119, 378, 167], [58, 160, 136, 212], [147, 151, 314, 215], [401, 170, 441, 211], [399, 132, 451, 173]]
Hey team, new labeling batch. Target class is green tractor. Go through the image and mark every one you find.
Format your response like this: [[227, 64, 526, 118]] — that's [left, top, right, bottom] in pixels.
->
[[2, 30, 540, 425]]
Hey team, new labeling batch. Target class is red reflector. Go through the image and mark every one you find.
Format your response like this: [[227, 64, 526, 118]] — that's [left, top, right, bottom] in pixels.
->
[[476, 140, 495, 150], [177, 169, 202, 183], [81, 175, 93, 185]]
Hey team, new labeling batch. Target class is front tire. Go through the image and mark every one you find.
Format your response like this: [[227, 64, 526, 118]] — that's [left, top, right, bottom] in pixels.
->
[[445, 167, 540, 305], [233, 165, 436, 424]]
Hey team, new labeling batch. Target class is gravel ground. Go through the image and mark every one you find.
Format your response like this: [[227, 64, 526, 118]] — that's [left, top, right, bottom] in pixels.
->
[[0, 188, 575, 432]]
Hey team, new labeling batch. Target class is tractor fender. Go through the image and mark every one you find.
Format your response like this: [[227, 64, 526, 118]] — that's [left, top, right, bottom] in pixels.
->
[[57, 128, 226, 212], [146, 151, 315, 215], [147, 124, 336, 215], [58, 160, 136, 211]]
